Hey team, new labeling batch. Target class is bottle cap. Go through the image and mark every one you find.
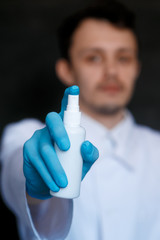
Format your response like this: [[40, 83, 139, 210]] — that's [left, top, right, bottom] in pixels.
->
[[63, 94, 81, 126]]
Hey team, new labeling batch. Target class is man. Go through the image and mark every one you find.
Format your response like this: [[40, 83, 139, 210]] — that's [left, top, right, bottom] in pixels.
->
[[1, 1, 160, 240]]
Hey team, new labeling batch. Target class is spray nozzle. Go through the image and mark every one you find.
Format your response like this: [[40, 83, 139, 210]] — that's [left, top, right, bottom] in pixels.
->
[[67, 95, 79, 112], [64, 92, 81, 126]]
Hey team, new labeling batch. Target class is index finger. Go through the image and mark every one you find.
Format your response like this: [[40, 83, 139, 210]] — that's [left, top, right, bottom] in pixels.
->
[[45, 112, 70, 151], [59, 85, 79, 119]]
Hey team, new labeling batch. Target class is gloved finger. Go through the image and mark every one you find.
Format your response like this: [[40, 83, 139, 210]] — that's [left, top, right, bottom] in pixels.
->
[[81, 140, 99, 180], [45, 112, 70, 151], [59, 85, 79, 119], [26, 180, 53, 200], [23, 135, 60, 193], [39, 128, 68, 188]]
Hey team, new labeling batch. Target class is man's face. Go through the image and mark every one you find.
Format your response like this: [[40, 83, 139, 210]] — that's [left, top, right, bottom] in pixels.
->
[[68, 18, 140, 115]]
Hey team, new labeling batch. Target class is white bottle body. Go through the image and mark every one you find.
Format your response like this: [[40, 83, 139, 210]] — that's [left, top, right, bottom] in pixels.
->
[[50, 124, 86, 199]]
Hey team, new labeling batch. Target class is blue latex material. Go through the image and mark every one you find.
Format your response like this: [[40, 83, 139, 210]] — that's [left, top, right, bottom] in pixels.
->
[[23, 85, 99, 199]]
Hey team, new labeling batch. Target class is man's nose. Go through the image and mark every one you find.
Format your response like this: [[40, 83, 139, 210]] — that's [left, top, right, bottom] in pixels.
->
[[103, 59, 118, 78]]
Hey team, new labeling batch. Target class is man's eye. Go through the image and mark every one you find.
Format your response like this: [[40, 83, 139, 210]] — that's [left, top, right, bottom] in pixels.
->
[[118, 56, 131, 63], [86, 56, 101, 62]]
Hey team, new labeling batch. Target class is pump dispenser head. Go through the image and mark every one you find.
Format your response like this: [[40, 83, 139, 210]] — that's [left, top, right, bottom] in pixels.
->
[[67, 95, 79, 111], [63, 94, 81, 126]]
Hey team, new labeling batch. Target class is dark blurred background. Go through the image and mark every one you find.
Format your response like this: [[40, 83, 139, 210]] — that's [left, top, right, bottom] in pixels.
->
[[0, 0, 160, 238]]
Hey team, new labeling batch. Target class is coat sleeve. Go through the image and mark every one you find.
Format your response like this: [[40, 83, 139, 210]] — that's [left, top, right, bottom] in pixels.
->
[[0, 119, 73, 240]]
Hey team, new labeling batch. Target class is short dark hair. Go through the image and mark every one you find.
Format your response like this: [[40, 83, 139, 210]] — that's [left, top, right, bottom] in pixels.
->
[[57, 1, 137, 60]]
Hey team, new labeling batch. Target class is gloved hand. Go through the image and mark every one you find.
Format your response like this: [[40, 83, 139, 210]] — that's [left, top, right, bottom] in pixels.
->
[[23, 85, 99, 200]]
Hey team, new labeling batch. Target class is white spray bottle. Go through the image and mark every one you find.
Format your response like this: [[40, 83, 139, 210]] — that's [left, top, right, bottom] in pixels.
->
[[50, 92, 86, 199]]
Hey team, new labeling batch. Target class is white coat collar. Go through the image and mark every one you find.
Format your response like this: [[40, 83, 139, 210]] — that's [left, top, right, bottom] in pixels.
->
[[81, 110, 136, 170]]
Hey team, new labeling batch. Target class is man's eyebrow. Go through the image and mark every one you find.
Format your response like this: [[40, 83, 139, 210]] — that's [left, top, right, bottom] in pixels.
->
[[77, 48, 104, 56], [77, 47, 136, 56], [117, 48, 136, 53]]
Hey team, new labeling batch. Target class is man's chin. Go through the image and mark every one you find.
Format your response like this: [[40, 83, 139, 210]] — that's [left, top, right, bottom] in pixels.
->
[[90, 104, 125, 116]]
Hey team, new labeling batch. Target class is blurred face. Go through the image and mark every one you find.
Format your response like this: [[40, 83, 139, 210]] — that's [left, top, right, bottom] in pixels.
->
[[68, 19, 140, 115]]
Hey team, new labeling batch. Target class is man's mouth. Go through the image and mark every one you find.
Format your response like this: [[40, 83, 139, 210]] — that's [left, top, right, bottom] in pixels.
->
[[98, 84, 122, 94]]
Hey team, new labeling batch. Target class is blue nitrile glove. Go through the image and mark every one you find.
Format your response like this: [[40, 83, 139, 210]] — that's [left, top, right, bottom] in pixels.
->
[[23, 85, 99, 200]]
